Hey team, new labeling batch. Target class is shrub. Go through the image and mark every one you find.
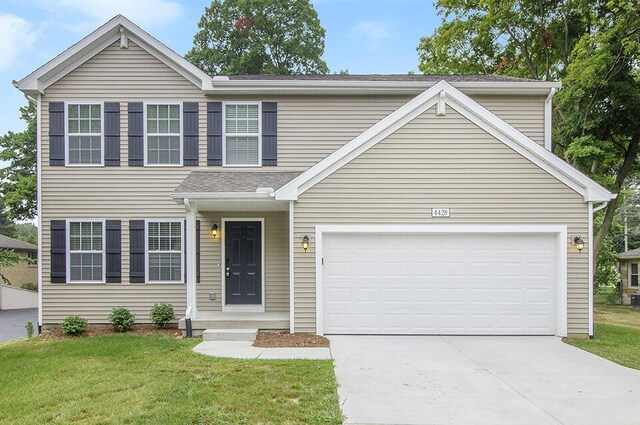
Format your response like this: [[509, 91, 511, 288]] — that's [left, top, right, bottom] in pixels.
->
[[109, 307, 135, 332], [21, 282, 38, 292], [61, 316, 88, 336], [25, 321, 34, 338], [150, 303, 174, 328], [606, 284, 623, 305]]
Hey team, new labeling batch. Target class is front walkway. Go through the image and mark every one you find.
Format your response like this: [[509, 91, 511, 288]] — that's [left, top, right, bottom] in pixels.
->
[[193, 341, 331, 360], [0, 308, 37, 342], [330, 335, 640, 425]]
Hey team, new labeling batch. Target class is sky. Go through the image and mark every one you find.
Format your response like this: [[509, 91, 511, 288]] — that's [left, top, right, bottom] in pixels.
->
[[0, 0, 439, 135]]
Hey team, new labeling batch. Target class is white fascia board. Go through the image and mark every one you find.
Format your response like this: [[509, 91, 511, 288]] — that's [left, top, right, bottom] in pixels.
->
[[276, 80, 613, 203], [14, 15, 212, 94], [170, 192, 274, 201]]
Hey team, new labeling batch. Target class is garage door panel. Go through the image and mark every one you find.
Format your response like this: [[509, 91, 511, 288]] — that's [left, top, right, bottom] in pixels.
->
[[322, 232, 557, 335]]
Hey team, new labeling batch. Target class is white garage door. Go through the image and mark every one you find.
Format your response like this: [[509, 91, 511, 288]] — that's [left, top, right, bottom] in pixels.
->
[[322, 232, 558, 335]]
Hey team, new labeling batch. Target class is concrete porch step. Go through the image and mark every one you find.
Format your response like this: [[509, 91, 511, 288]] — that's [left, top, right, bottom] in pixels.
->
[[203, 328, 258, 342], [179, 311, 289, 336]]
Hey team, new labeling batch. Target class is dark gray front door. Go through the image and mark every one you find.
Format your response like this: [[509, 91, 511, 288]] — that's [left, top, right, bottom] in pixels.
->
[[225, 221, 262, 305]]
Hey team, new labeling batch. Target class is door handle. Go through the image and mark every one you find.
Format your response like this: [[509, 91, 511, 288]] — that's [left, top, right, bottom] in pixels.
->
[[225, 258, 230, 277]]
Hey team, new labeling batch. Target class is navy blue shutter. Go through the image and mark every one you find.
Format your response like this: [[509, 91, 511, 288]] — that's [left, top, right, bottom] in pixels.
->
[[49, 102, 65, 166], [105, 220, 121, 283], [128, 103, 144, 166], [262, 102, 277, 166], [104, 103, 120, 166], [50, 220, 66, 283], [207, 102, 222, 165], [129, 220, 145, 283], [196, 220, 201, 283], [183, 102, 199, 166]]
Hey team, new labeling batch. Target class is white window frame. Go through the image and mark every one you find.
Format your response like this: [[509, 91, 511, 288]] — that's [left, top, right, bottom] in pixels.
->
[[64, 101, 105, 167], [222, 101, 262, 167], [143, 101, 183, 167], [631, 262, 639, 287], [66, 219, 106, 284], [145, 218, 185, 284]]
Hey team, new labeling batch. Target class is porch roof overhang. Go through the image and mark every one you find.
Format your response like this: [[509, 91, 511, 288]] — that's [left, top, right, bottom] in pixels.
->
[[170, 171, 299, 211]]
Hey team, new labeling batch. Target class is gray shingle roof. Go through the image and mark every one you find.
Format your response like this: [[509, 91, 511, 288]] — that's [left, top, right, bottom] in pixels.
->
[[0, 234, 37, 251], [173, 171, 300, 194], [221, 74, 541, 83], [618, 248, 640, 259]]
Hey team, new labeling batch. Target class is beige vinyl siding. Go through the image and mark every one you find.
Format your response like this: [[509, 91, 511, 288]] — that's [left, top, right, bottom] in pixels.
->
[[293, 106, 589, 336], [196, 212, 289, 313]]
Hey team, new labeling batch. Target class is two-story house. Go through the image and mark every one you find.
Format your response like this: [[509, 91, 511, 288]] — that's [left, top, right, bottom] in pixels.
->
[[14, 15, 613, 338]]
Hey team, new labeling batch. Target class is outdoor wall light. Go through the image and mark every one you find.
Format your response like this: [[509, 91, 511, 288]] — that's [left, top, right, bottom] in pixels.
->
[[302, 235, 310, 252], [211, 224, 219, 238], [574, 236, 584, 252]]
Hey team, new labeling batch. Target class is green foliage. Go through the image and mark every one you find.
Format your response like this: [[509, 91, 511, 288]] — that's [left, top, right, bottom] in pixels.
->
[[417, 0, 596, 79], [150, 303, 174, 328], [0, 102, 37, 221], [0, 199, 17, 238], [25, 322, 34, 338], [61, 316, 88, 336], [21, 282, 38, 292], [187, 0, 328, 75], [109, 307, 135, 332], [15, 223, 37, 245], [0, 249, 26, 285]]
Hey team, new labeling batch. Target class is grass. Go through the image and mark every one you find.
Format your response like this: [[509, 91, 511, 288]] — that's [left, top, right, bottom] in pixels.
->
[[0, 334, 342, 425], [565, 304, 640, 370]]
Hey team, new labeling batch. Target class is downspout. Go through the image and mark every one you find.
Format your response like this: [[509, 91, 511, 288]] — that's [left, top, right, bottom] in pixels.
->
[[589, 200, 609, 338], [544, 88, 557, 151]]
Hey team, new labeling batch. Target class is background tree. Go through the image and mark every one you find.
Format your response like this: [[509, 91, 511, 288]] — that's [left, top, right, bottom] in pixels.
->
[[14, 223, 37, 245], [0, 199, 17, 238], [0, 102, 37, 221], [187, 0, 328, 75]]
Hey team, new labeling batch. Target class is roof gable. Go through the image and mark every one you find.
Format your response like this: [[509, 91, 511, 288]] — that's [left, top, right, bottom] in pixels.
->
[[0, 234, 37, 251], [275, 80, 613, 203], [14, 15, 212, 96]]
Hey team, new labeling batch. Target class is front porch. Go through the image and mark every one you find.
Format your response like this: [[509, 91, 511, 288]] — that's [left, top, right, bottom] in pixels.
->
[[178, 311, 290, 337]]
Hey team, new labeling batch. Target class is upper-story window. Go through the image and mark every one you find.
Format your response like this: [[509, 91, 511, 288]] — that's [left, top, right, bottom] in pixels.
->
[[224, 103, 260, 166], [146, 103, 181, 165], [67, 103, 102, 165]]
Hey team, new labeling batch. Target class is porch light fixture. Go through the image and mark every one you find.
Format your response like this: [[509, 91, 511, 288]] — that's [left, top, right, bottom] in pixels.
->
[[211, 224, 219, 238], [574, 236, 584, 252], [302, 235, 310, 252]]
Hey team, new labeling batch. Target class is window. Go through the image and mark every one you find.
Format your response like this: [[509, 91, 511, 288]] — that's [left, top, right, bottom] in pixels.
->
[[146, 104, 181, 165], [67, 103, 102, 165], [224, 103, 260, 166], [68, 221, 104, 282], [632, 263, 638, 287], [147, 221, 183, 282], [28, 251, 37, 265]]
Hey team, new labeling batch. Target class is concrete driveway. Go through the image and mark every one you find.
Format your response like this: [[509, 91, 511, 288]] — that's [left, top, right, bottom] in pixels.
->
[[330, 335, 640, 425], [0, 308, 37, 342]]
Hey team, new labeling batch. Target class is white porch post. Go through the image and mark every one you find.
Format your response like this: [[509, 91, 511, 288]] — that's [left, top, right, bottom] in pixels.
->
[[184, 199, 198, 319]]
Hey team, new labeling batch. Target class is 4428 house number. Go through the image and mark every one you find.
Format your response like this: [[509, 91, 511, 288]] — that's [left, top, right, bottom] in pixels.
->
[[431, 208, 451, 218]]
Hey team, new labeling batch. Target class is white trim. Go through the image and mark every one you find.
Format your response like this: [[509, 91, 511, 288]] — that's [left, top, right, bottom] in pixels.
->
[[588, 202, 594, 337], [544, 88, 557, 151], [275, 80, 612, 203], [289, 201, 295, 333], [144, 218, 185, 284], [64, 101, 105, 167], [36, 93, 42, 327], [222, 101, 262, 167], [65, 219, 107, 284], [185, 199, 198, 319], [143, 101, 183, 167], [220, 218, 266, 313], [314, 224, 568, 337]]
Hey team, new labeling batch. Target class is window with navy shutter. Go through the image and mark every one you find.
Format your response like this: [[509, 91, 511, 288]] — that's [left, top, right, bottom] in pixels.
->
[[262, 102, 277, 166], [207, 102, 223, 165], [183, 102, 199, 166], [49, 102, 65, 166], [129, 220, 145, 282], [105, 220, 121, 283], [128, 103, 144, 166], [50, 220, 66, 283], [104, 103, 121, 166]]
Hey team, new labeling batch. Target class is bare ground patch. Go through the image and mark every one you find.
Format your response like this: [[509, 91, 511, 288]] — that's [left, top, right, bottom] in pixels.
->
[[253, 331, 330, 348]]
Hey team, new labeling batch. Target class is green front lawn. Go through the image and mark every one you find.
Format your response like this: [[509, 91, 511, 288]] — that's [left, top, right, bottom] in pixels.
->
[[565, 305, 640, 370], [0, 334, 342, 425]]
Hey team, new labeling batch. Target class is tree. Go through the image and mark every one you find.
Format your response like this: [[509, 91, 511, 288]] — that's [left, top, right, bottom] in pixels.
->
[[187, 0, 328, 75], [0, 249, 25, 285], [555, 0, 640, 257], [417, 0, 598, 80], [15, 223, 37, 245], [0, 199, 17, 238], [0, 102, 37, 221]]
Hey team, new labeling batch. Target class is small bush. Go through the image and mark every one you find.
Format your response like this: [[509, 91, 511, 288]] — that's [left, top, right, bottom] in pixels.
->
[[25, 321, 34, 338], [109, 307, 135, 332], [61, 316, 88, 336], [150, 303, 174, 328], [21, 282, 38, 292], [606, 285, 623, 305]]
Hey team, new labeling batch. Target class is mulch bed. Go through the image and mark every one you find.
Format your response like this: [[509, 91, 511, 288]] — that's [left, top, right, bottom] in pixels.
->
[[252, 331, 330, 348], [40, 325, 183, 340]]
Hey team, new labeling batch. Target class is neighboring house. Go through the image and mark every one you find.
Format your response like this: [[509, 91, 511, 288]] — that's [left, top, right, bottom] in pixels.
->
[[0, 234, 38, 310], [617, 249, 640, 305], [14, 15, 613, 338]]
